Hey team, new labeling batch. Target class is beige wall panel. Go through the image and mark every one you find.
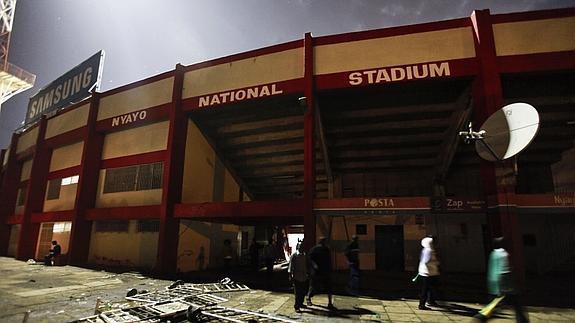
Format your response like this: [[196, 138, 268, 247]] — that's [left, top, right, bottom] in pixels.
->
[[16, 127, 39, 154], [97, 77, 174, 121], [181, 120, 215, 203], [45, 104, 89, 139], [88, 220, 158, 269], [494, 17, 575, 56], [20, 159, 33, 181], [50, 141, 84, 172], [95, 170, 162, 207], [223, 169, 240, 202], [315, 27, 475, 75], [101, 121, 168, 160], [43, 184, 77, 212], [183, 48, 303, 98]]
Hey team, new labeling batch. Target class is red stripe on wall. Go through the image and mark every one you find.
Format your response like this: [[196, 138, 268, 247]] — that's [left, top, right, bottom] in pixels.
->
[[31, 210, 75, 223], [315, 18, 470, 46], [47, 166, 82, 180], [16, 147, 35, 162], [181, 79, 303, 111], [498, 51, 575, 74], [6, 214, 22, 225], [315, 58, 478, 91], [174, 200, 305, 219], [96, 104, 170, 133], [314, 197, 430, 209], [44, 127, 86, 149], [85, 205, 162, 220], [491, 7, 575, 24], [100, 150, 167, 169]]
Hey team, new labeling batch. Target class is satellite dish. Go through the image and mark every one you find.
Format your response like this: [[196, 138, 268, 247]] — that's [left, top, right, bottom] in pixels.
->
[[475, 102, 539, 161]]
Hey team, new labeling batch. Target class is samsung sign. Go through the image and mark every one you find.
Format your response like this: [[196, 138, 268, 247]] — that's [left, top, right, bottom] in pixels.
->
[[26, 51, 104, 124]]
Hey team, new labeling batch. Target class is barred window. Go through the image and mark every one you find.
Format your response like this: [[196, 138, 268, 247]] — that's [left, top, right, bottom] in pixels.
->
[[103, 162, 163, 194], [17, 187, 27, 206], [46, 178, 62, 200], [136, 162, 163, 191], [95, 220, 129, 232], [137, 220, 160, 232]]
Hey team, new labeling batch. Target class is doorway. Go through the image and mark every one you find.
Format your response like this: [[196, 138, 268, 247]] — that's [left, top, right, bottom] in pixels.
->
[[375, 225, 404, 271]]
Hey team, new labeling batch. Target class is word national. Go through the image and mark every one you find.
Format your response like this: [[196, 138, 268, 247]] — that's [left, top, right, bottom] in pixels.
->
[[199, 84, 283, 107], [348, 62, 450, 86]]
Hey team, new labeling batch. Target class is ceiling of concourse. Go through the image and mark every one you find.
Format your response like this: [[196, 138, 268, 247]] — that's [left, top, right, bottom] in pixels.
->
[[501, 72, 575, 192], [190, 94, 311, 201], [190, 79, 477, 201]]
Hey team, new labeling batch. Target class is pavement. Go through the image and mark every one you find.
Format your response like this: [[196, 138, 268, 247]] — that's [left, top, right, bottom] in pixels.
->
[[0, 256, 574, 322]]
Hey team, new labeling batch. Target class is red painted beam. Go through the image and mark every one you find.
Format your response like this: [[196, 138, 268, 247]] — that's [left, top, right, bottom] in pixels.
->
[[31, 210, 75, 223], [303, 32, 316, 251], [100, 150, 167, 169], [6, 214, 23, 225], [498, 51, 575, 74], [85, 206, 162, 221], [174, 200, 305, 220], [44, 127, 86, 149], [17, 117, 50, 261], [157, 65, 186, 275], [95, 104, 170, 133], [47, 166, 81, 180]]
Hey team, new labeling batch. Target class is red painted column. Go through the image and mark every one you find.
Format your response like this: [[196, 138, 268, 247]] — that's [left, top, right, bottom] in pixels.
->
[[16, 117, 51, 260], [68, 93, 103, 265], [471, 9, 525, 285], [157, 64, 187, 274], [303, 33, 316, 251], [0, 134, 21, 255]]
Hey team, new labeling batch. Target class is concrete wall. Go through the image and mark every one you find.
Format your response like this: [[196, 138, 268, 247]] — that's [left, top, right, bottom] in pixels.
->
[[177, 220, 242, 272], [88, 220, 158, 269]]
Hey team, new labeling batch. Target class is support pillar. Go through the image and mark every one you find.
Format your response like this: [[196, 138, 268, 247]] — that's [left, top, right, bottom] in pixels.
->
[[471, 9, 525, 286], [69, 93, 103, 265], [0, 134, 21, 255], [303, 33, 316, 251], [157, 64, 187, 275], [17, 117, 51, 260]]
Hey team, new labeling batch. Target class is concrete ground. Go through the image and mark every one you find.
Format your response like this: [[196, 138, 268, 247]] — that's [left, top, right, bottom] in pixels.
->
[[0, 257, 574, 322]]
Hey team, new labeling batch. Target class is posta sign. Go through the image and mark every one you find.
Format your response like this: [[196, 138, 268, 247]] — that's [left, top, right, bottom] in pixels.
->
[[26, 51, 104, 125]]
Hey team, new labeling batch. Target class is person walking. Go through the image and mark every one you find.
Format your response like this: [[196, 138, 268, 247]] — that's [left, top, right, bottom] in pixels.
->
[[248, 238, 261, 272], [418, 236, 440, 310], [288, 241, 309, 312], [475, 237, 529, 322], [263, 238, 276, 287], [345, 235, 360, 296], [222, 239, 234, 274], [307, 237, 335, 310]]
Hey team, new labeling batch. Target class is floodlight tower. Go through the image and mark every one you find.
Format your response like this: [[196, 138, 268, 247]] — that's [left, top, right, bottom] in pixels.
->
[[0, 0, 35, 113]]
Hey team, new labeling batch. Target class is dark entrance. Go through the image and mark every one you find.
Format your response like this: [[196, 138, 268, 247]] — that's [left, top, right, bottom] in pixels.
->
[[375, 225, 404, 271]]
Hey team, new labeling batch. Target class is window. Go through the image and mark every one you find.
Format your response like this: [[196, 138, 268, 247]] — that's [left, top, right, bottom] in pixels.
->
[[17, 187, 27, 206], [47, 175, 79, 200], [356, 224, 367, 235], [47, 178, 62, 200], [103, 162, 163, 194], [95, 220, 129, 232], [137, 220, 160, 232]]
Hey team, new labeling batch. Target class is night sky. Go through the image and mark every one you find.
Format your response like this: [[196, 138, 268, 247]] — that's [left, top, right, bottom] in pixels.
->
[[1, 0, 574, 148]]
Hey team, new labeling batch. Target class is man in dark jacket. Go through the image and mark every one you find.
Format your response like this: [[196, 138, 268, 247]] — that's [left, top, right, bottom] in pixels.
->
[[307, 237, 335, 310], [44, 240, 61, 266], [345, 235, 360, 296]]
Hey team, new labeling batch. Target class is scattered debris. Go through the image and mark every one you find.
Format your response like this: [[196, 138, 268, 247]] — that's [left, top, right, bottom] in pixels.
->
[[74, 278, 297, 322]]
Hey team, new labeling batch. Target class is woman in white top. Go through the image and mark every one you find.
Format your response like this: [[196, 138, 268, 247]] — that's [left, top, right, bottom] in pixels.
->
[[418, 236, 440, 310]]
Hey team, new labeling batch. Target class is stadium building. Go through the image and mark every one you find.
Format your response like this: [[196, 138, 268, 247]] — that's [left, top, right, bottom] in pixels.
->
[[1, 8, 574, 276]]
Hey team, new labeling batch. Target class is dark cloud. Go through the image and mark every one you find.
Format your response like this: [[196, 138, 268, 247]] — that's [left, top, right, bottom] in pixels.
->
[[1, 0, 573, 147]]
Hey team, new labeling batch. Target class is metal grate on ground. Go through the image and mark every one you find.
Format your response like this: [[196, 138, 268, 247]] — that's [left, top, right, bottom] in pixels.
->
[[188, 305, 299, 323]]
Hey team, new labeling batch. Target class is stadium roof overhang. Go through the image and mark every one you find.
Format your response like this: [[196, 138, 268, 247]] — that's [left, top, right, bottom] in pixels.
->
[[187, 77, 480, 202]]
